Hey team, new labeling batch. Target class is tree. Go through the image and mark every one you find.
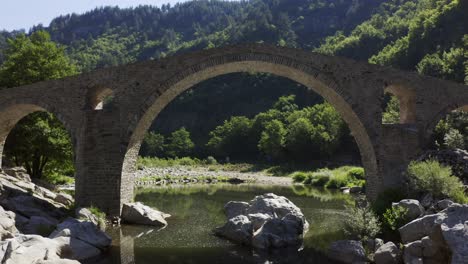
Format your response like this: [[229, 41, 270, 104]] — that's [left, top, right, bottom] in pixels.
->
[[285, 117, 314, 160], [0, 31, 77, 87], [0, 31, 77, 179], [141, 132, 165, 157], [166, 127, 195, 158], [206, 116, 255, 158], [4, 113, 73, 178], [258, 120, 286, 161]]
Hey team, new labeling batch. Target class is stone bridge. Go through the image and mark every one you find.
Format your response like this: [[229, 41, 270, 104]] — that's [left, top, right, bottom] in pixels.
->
[[0, 44, 467, 216]]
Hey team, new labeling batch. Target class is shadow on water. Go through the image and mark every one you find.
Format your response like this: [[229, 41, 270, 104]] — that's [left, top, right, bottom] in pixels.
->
[[88, 184, 352, 264]]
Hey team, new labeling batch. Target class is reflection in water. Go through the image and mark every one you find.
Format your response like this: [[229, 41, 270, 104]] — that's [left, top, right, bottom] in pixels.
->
[[89, 184, 353, 264]]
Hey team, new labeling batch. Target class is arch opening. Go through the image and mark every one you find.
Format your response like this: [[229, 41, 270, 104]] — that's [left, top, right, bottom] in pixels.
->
[[121, 60, 379, 204], [382, 85, 416, 124], [89, 87, 114, 110], [0, 104, 76, 194]]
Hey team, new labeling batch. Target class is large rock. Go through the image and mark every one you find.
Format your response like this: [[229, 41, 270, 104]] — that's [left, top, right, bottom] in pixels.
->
[[392, 199, 424, 221], [54, 193, 73, 207], [0, 234, 71, 264], [327, 240, 367, 264], [3, 167, 32, 182], [50, 218, 111, 251], [399, 204, 468, 264], [121, 202, 171, 227], [440, 212, 468, 263], [224, 201, 249, 219], [53, 236, 101, 261], [23, 216, 58, 236], [0, 206, 17, 239], [214, 215, 252, 245], [0, 194, 66, 220], [76, 207, 99, 226], [215, 193, 309, 250], [374, 242, 401, 264], [252, 213, 306, 249]]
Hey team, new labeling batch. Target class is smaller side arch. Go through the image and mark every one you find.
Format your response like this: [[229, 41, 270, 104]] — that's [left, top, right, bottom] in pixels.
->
[[87, 87, 114, 110], [0, 103, 77, 169], [384, 85, 416, 124]]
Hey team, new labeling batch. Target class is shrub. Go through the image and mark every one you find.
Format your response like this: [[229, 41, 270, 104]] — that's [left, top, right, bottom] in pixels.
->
[[291, 171, 308, 183], [344, 205, 381, 241], [178, 157, 199, 166], [205, 156, 218, 165], [383, 206, 409, 231], [347, 167, 365, 180], [325, 172, 348, 188], [407, 160, 467, 203]]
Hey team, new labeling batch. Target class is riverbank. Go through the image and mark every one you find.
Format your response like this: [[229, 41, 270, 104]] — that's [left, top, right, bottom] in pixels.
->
[[134, 166, 293, 186]]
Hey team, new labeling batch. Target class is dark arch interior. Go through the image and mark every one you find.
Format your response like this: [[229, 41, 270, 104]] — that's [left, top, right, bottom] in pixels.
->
[[138, 72, 361, 167], [1, 107, 75, 189]]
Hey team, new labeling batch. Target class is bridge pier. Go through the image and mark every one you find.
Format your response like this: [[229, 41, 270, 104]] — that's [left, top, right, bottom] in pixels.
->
[[75, 109, 130, 217]]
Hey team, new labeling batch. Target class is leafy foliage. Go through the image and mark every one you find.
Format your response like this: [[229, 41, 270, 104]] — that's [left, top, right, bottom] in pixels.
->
[[382, 95, 400, 124], [0, 31, 77, 180], [0, 31, 77, 87], [344, 205, 381, 241], [433, 110, 468, 150], [165, 128, 195, 158], [383, 206, 409, 231], [407, 160, 467, 203]]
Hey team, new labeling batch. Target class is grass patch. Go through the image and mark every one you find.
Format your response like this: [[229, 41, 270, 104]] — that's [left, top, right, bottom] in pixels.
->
[[293, 166, 365, 189]]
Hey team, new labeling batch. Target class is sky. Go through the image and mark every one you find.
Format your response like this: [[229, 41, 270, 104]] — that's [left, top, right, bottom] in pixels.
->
[[0, 0, 188, 31]]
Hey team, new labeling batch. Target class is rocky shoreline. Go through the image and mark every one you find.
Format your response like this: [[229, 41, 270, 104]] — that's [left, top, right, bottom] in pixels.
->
[[0, 168, 111, 263], [328, 198, 468, 264]]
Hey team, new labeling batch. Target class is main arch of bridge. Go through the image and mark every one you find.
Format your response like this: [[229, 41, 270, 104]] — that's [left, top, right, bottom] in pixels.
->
[[0, 44, 467, 217]]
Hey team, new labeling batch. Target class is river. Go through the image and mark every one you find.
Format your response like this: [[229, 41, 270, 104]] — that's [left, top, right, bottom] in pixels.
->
[[91, 184, 354, 264]]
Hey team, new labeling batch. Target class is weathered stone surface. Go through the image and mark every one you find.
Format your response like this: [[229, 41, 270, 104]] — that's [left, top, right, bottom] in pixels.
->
[[224, 201, 249, 219], [367, 238, 384, 253], [435, 199, 454, 212], [399, 204, 468, 264], [54, 193, 73, 207], [215, 215, 252, 245], [0, 194, 66, 220], [248, 213, 272, 230], [215, 193, 308, 250], [121, 202, 171, 227], [0, 234, 70, 264], [0, 43, 466, 216], [374, 242, 401, 264], [399, 214, 441, 244], [392, 199, 424, 221], [23, 216, 58, 236], [50, 218, 111, 251], [0, 206, 17, 239], [252, 214, 306, 249], [53, 236, 101, 261], [2, 167, 31, 182], [327, 240, 367, 264], [76, 207, 99, 225], [440, 216, 468, 263]]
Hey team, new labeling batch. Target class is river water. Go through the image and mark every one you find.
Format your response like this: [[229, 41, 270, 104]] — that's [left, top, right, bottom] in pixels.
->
[[92, 184, 353, 264]]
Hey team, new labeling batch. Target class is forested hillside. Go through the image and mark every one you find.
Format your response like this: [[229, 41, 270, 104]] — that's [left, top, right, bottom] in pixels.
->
[[0, 0, 466, 158]]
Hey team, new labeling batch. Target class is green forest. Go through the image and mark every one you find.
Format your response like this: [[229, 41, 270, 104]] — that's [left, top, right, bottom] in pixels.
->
[[0, 0, 467, 179]]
